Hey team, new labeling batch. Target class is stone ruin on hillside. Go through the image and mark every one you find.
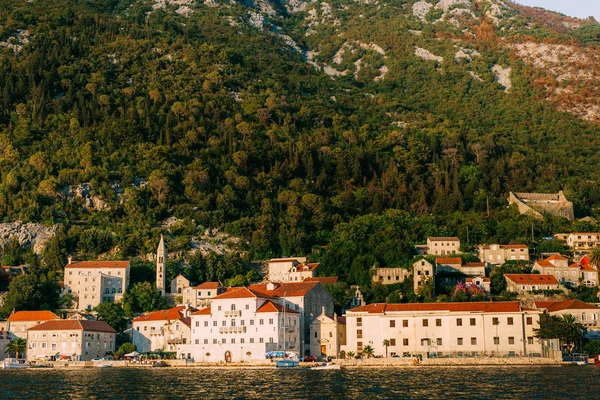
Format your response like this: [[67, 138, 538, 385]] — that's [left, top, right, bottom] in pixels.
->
[[508, 191, 574, 220]]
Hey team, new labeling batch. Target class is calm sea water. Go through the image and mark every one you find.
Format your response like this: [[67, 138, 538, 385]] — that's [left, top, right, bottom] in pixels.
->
[[0, 366, 598, 399]]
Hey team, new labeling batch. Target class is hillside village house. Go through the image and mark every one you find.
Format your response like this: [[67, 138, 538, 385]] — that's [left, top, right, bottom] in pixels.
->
[[478, 244, 529, 265], [170, 274, 190, 295], [460, 262, 487, 277], [413, 258, 434, 293], [247, 281, 334, 355], [180, 287, 300, 362], [182, 282, 224, 308], [342, 302, 543, 358], [7, 310, 60, 338], [63, 259, 130, 310], [26, 320, 116, 362], [132, 306, 193, 353], [267, 257, 320, 283], [565, 232, 600, 260], [426, 237, 461, 256], [372, 267, 410, 285], [504, 274, 562, 294], [534, 299, 599, 328], [466, 277, 491, 294], [309, 307, 346, 359], [532, 254, 597, 288]]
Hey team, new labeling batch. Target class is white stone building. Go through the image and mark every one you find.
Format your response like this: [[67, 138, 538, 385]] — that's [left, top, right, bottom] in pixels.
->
[[372, 267, 410, 285], [478, 244, 529, 265], [466, 277, 491, 294], [504, 274, 562, 294], [63, 259, 130, 310], [182, 287, 300, 363], [267, 257, 319, 283], [132, 306, 193, 353], [413, 258, 434, 293], [565, 232, 600, 260], [182, 282, 223, 308], [26, 320, 116, 361], [7, 310, 60, 339], [532, 254, 595, 288], [426, 237, 461, 256], [170, 274, 190, 295], [343, 302, 543, 357], [535, 299, 599, 328], [309, 307, 346, 359], [156, 235, 167, 295]]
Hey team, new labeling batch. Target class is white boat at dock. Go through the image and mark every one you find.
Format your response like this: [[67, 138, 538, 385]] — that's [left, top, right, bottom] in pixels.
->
[[310, 363, 341, 370], [1, 358, 30, 369]]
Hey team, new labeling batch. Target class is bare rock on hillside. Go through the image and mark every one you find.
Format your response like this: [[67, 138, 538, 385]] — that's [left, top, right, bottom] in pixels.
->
[[0, 221, 57, 254]]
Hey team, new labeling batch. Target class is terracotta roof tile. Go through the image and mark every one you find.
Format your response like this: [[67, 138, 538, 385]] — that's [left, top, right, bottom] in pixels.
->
[[348, 302, 521, 313], [132, 306, 193, 323], [248, 282, 320, 298], [65, 260, 130, 269], [436, 257, 462, 264], [535, 299, 598, 312], [463, 262, 486, 267], [304, 276, 338, 285], [192, 282, 220, 290], [28, 320, 116, 333], [212, 287, 272, 300], [8, 311, 60, 322], [545, 254, 568, 261], [428, 237, 460, 241], [504, 274, 559, 285], [256, 301, 299, 314], [192, 306, 211, 316]]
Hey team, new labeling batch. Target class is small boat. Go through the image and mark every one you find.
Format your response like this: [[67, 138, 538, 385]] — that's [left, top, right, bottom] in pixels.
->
[[91, 358, 113, 368], [310, 363, 341, 370], [275, 359, 299, 368], [1, 358, 30, 369]]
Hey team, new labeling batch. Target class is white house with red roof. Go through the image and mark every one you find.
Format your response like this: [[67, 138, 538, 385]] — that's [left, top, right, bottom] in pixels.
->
[[478, 244, 529, 265], [266, 257, 320, 283], [534, 299, 599, 327], [504, 274, 562, 294], [532, 254, 597, 288], [7, 310, 60, 338], [466, 277, 491, 294], [181, 287, 300, 363], [132, 306, 194, 354], [26, 320, 116, 362], [565, 232, 600, 260], [343, 302, 544, 358], [63, 258, 130, 310], [182, 282, 224, 308]]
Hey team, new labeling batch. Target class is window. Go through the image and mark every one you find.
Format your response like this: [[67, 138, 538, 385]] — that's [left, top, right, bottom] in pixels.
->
[[492, 318, 499, 325], [314, 332, 318, 338], [231, 320, 236, 327], [507, 317, 514, 325], [456, 318, 462, 326], [250, 320, 254, 326], [269, 319, 274, 325], [218, 306, 222, 311], [493, 336, 499, 345], [250, 338, 255, 344], [241, 338, 245, 344], [240, 320, 245, 326], [269, 337, 273, 343], [436, 319, 442, 327], [245, 304, 249, 310], [231, 304, 236, 310], [436, 338, 442, 346], [422, 319, 428, 327], [470, 318, 476, 326], [259, 338, 264, 344], [213, 321, 217, 327], [390, 320, 396, 328], [195, 321, 199, 327], [222, 338, 226, 344], [357, 342, 363, 351], [231, 338, 235, 344], [213, 339, 218, 344], [195, 339, 199, 345], [526, 317, 533, 325], [204, 321, 209, 327], [527, 337, 534, 345], [508, 337, 515, 345], [471, 337, 477, 345], [222, 321, 226, 327], [357, 330, 363, 339], [403, 339, 409, 346], [390, 339, 396, 346], [403, 320, 408, 328], [357, 317, 362, 327], [457, 338, 463, 346]]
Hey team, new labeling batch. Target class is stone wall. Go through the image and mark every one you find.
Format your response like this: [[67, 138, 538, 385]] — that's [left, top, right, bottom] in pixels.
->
[[508, 191, 574, 220]]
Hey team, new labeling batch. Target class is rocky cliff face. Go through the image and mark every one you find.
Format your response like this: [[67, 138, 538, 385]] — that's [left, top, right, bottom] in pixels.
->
[[0, 221, 57, 254]]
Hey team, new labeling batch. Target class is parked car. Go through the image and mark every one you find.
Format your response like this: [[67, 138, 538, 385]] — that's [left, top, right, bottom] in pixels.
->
[[303, 356, 317, 362]]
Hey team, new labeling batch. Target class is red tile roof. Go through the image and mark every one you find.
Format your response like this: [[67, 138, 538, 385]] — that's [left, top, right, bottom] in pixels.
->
[[8, 311, 60, 322], [545, 254, 568, 261], [212, 287, 272, 300], [348, 302, 522, 314], [28, 320, 116, 333], [436, 257, 462, 264], [504, 274, 559, 285], [580, 255, 591, 265], [501, 244, 529, 249], [467, 277, 490, 283], [535, 299, 598, 312], [534, 260, 555, 268], [132, 306, 193, 323], [463, 262, 486, 267], [192, 306, 211, 316], [304, 276, 338, 285], [65, 260, 129, 269], [193, 282, 220, 290], [428, 237, 460, 242], [256, 301, 299, 314], [248, 281, 321, 298]]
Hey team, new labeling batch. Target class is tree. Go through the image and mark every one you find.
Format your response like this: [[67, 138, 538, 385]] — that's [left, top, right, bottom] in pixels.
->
[[534, 313, 586, 353], [5, 337, 27, 359], [94, 302, 127, 332], [362, 345, 374, 358], [0, 271, 61, 318], [382, 339, 390, 358], [346, 351, 355, 359], [590, 248, 600, 270], [122, 282, 168, 316], [114, 342, 137, 359]]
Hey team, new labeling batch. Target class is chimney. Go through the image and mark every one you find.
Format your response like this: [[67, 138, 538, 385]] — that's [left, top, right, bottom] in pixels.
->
[[68, 256, 72, 265]]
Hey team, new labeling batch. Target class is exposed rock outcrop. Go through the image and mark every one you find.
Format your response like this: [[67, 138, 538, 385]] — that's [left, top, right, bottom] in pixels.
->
[[0, 221, 57, 254]]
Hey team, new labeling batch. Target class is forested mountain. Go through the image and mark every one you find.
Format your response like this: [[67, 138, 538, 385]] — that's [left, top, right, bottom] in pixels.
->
[[1, 0, 600, 280]]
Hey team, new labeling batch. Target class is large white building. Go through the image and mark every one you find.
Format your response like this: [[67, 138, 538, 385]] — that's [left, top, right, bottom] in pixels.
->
[[63, 259, 130, 310], [343, 302, 543, 358], [132, 306, 193, 353], [182, 287, 300, 363]]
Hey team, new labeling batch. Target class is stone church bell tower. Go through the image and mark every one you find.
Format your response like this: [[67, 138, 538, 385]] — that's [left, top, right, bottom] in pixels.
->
[[156, 234, 167, 295]]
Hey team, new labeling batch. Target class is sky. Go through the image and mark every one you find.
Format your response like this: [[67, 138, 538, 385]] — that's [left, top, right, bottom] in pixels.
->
[[512, 1, 600, 21]]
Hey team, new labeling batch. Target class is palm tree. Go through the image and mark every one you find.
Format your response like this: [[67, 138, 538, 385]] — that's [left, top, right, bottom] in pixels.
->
[[561, 314, 585, 353], [5, 337, 27, 359], [590, 248, 600, 269], [346, 351, 355, 359], [362, 345, 374, 358], [382, 339, 390, 358]]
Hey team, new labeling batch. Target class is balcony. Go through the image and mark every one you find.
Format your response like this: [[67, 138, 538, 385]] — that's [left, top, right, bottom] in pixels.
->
[[167, 337, 187, 345], [219, 326, 246, 334], [224, 310, 242, 317]]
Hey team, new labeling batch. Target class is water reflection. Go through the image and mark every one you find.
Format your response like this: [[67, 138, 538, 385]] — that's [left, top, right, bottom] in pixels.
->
[[0, 366, 597, 399]]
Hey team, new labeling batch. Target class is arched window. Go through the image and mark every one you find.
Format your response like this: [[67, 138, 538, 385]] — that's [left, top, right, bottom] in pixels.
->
[[231, 304, 236, 311], [104, 288, 109, 294], [112, 288, 116, 294]]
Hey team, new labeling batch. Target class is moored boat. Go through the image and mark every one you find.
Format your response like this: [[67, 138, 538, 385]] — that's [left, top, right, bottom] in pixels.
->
[[91, 358, 113, 368], [310, 363, 341, 370], [275, 359, 299, 368], [1, 358, 30, 369]]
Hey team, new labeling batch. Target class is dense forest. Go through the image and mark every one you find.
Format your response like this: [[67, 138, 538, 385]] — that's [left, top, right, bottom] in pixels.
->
[[0, 0, 600, 307]]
